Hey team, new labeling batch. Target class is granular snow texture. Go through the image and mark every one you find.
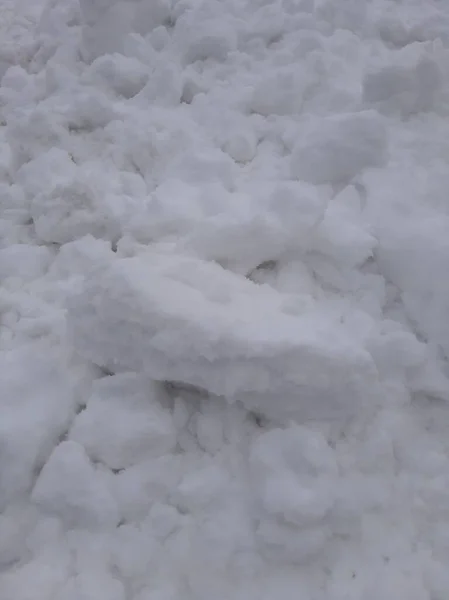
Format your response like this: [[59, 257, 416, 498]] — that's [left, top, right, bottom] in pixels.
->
[[2, 0, 449, 599]]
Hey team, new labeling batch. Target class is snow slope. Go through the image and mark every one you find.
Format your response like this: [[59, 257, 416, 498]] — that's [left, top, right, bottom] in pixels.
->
[[2, 0, 449, 598]]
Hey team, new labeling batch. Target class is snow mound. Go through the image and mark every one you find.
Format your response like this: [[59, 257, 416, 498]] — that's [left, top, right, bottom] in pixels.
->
[[68, 253, 379, 424]]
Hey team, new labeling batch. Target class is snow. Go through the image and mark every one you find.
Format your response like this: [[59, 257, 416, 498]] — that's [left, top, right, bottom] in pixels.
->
[[1, 0, 449, 598], [67, 252, 379, 423]]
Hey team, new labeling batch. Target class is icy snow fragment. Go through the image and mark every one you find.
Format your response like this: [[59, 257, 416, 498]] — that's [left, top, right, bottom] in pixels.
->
[[69, 373, 176, 470], [32, 441, 120, 529], [68, 253, 379, 424], [291, 111, 388, 185]]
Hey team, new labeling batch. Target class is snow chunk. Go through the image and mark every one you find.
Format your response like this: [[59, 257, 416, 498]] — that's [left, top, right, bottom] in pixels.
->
[[80, 0, 133, 61], [250, 68, 317, 116], [60, 572, 125, 600], [132, 0, 171, 36], [0, 344, 76, 509], [376, 216, 449, 360], [31, 440, 120, 529], [363, 56, 441, 117], [311, 202, 377, 268], [0, 548, 71, 600], [0, 245, 52, 282], [30, 164, 142, 245], [82, 54, 149, 98], [16, 148, 76, 201], [110, 455, 182, 522], [175, 16, 238, 64], [133, 62, 183, 107], [291, 111, 388, 185], [172, 464, 229, 514], [250, 426, 338, 525], [70, 373, 176, 470], [68, 253, 379, 424], [250, 425, 338, 564], [223, 129, 258, 163]]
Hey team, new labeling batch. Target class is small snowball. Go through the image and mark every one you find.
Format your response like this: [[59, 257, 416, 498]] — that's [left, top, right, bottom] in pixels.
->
[[291, 111, 388, 184]]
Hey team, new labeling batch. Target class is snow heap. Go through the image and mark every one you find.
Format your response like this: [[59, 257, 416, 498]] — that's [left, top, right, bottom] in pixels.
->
[[2, 0, 449, 599]]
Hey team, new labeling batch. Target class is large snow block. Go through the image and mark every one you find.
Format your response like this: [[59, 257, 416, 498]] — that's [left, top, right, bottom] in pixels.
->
[[67, 254, 379, 423]]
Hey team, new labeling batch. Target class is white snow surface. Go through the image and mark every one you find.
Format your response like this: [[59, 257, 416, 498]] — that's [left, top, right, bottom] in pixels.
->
[[2, 0, 449, 598]]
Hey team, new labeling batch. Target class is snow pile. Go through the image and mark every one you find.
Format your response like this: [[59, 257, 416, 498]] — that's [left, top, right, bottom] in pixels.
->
[[2, 0, 449, 598]]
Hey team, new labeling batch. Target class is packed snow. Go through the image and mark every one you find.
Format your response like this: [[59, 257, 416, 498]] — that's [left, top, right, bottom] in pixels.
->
[[2, 0, 449, 598]]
